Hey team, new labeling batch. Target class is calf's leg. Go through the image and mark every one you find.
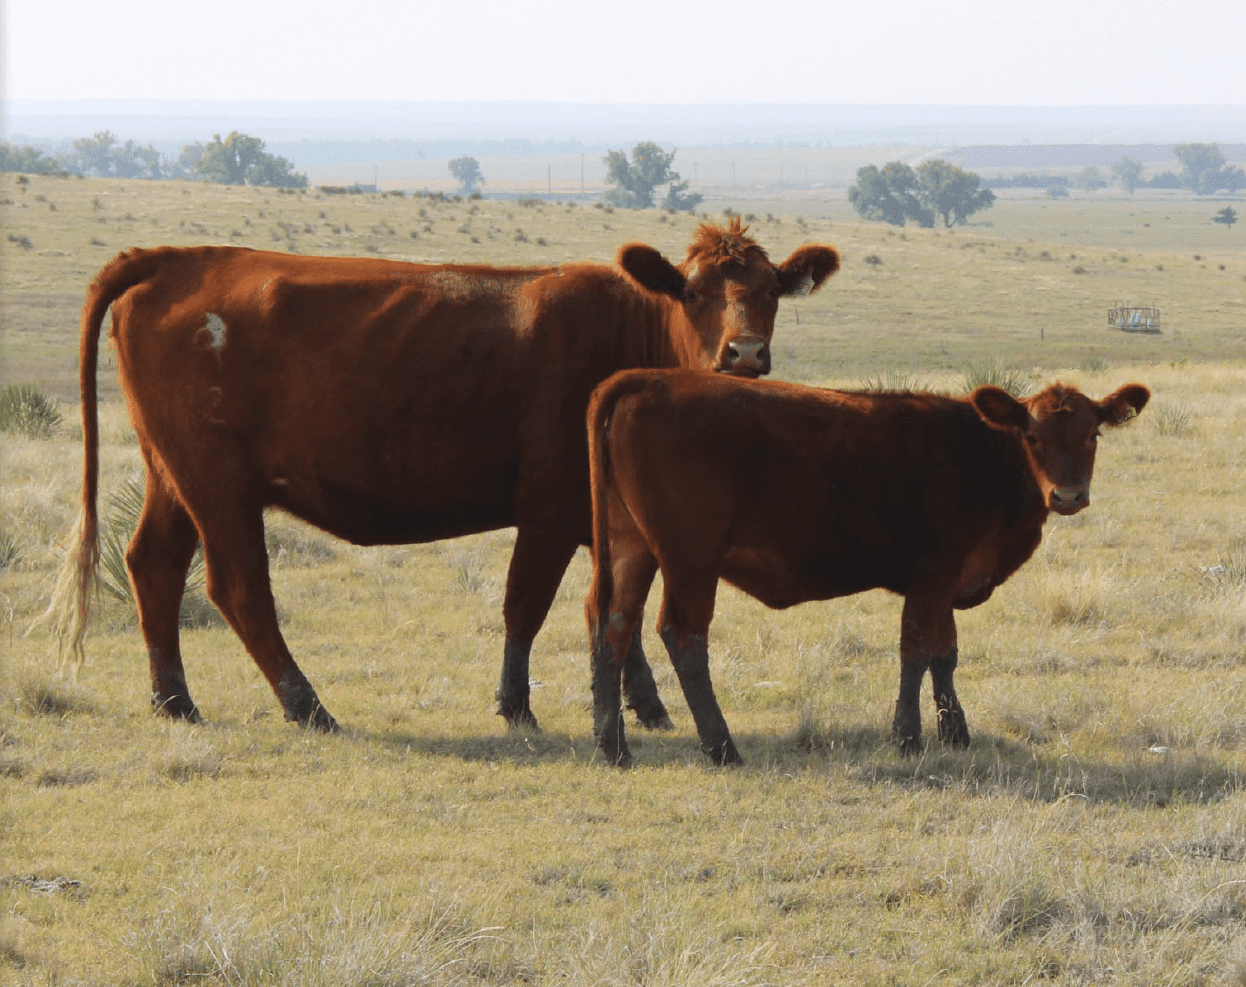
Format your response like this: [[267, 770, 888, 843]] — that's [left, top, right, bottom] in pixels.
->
[[586, 553, 657, 768], [659, 628, 741, 766], [893, 594, 957, 756]]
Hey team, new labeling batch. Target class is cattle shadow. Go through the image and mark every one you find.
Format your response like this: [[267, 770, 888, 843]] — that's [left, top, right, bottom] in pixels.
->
[[361, 721, 1243, 808]]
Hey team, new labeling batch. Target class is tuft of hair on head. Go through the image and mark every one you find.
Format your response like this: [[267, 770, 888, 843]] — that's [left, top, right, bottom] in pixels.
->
[[686, 216, 769, 266]]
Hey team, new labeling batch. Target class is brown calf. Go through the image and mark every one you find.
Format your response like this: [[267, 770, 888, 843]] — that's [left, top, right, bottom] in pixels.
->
[[44, 222, 839, 731], [586, 370, 1148, 765]]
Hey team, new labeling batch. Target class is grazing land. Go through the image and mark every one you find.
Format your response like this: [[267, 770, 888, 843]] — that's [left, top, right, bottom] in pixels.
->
[[1, 171, 1245, 986]]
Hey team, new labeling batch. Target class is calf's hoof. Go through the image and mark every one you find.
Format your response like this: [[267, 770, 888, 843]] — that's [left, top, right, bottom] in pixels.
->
[[937, 713, 971, 749]]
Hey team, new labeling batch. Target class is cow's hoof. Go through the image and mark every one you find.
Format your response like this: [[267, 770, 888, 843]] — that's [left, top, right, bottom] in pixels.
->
[[705, 738, 743, 767], [632, 705, 674, 731], [152, 692, 202, 723], [497, 702, 541, 732]]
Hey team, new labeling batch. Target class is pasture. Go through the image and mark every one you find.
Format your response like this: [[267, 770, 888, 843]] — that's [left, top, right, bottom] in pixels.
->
[[2, 170, 1245, 985]]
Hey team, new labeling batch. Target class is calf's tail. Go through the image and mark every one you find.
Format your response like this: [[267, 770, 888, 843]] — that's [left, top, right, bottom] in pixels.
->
[[585, 370, 651, 648], [32, 249, 162, 679]]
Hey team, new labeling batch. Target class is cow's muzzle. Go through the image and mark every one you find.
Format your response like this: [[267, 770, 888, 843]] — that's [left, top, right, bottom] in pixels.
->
[[717, 337, 770, 377], [1049, 485, 1089, 515]]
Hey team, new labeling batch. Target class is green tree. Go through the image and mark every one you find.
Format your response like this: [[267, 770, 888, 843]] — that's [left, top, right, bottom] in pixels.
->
[[448, 156, 484, 194], [1173, 143, 1244, 194], [1074, 166, 1108, 196], [1212, 206, 1238, 227], [915, 160, 994, 227], [849, 159, 991, 228], [190, 132, 307, 188], [603, 142, 697, 210], [660, 178, 702, 214], [848, 163, 920, 226], [0, 141, 60, 173], [1110, 155, 1145, 194]]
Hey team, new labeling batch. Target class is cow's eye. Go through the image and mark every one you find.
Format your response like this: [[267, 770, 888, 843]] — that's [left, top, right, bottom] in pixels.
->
[[685, 287, 698, 302]]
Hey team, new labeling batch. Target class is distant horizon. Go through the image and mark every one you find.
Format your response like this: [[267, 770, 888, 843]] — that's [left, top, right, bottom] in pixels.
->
[[6, 100, 1246, 151]]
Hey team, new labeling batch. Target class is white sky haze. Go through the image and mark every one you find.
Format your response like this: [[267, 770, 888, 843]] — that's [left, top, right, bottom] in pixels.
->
[[3, 0, 1243, 105]]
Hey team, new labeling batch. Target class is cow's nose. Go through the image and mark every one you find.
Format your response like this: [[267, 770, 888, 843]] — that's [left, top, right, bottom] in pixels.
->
[[723, 338, 770, 376], [1050, 486, 1089, 514]]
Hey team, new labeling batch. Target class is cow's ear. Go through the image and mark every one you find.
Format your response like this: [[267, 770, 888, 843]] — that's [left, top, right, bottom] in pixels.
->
[[618, 244, 686, 300], [1098, 383, 1150, 426], [777, 245, 840, 296], [971, 386, 1030, 431]]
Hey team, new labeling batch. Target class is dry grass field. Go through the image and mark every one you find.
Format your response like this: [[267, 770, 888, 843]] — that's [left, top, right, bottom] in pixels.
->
[[1, 170, 1245, 986]]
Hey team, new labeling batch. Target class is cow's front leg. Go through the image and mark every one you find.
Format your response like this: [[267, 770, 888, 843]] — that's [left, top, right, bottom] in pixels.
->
[[497, 527, 580, 730], [928, 611, 969, 748]]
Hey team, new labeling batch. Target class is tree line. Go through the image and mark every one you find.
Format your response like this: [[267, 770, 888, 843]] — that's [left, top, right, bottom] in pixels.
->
[[0, 130, 307, 188], [446, 142, 703, 213]]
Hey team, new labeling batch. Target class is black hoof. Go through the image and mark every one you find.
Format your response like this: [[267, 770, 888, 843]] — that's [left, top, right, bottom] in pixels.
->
[[497, 701, 541, 732], [152, 692, 202, 723]]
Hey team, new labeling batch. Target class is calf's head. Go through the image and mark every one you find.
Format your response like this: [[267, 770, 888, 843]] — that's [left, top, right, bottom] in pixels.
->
[[971, 382, 1150, 515], [618, 218, 839, 378]]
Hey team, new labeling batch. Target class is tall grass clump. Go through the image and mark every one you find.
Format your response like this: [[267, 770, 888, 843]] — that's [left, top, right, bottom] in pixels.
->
[[0, 383, 63, 438], [1154, 401, 1193, 436], [961, 360, 1035, 398], [858, 368, 929, 393], [0, 529, 21, 570]]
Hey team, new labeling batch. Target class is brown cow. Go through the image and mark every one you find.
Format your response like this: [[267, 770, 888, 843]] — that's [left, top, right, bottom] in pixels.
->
[[44, 222, 839, 732], [586, 370, 1148, 766]]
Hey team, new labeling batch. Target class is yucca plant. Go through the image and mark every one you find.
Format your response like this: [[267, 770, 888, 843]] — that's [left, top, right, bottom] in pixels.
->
[[961, 360, 1035, 398], [99, 474, 218, 627], [858, 369, 929, 393], [1154, 401, 1193, 436], [0, 383, 63, 438]]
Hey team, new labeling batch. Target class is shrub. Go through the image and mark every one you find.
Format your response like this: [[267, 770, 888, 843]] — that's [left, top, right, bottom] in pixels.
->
[[0, 383, 63, 438]]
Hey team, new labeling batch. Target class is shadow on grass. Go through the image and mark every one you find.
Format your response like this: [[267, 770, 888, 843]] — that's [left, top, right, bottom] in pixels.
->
[[363, 719, 1244, 808]]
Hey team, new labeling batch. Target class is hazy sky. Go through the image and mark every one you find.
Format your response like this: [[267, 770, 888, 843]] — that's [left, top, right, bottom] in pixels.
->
[[3, 0, 1242, 105]]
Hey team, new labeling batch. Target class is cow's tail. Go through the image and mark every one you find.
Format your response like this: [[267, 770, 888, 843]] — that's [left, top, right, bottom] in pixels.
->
[[32, 249, 161, 679], [585, 369, 650, 652]]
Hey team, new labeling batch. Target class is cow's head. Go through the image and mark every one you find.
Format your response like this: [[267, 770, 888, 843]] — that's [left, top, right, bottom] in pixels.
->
[[972, 382, 1150, 515], [617, 218, 839, 378]]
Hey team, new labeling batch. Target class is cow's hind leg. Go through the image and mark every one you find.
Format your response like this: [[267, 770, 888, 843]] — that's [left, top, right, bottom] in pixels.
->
[[127, 471, 202, 721], [194, 501, 336, 731]]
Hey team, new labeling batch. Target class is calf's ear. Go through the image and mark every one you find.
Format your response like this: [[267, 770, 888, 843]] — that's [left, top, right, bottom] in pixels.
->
[[970, 385, 1030, 431], [1099, 383, 1150, 426], [777, 245, 840, 296], [618, 244, 686, 300]]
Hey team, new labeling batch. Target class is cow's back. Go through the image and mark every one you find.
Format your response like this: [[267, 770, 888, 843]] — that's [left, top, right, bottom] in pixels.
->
[[109, 247, 656, 546]]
